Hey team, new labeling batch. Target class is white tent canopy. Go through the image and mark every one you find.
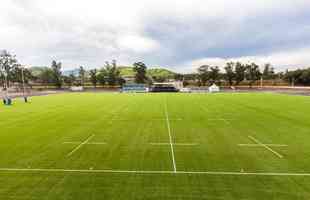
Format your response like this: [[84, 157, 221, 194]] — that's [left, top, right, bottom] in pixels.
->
[[209, 84, 220, 93]]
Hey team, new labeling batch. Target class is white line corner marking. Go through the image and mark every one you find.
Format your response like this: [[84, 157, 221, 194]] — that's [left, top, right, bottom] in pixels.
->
[[66, 134, 97, 157], [240, 136, 286, 158]]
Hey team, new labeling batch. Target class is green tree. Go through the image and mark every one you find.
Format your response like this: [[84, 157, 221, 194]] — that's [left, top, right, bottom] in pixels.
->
[[78, 66, 86, 86], [300, 69, 310, 85], [152, 76, 166, 83], [209, 66, 220, 84], [234, 62, 246, 85], [0, 50, 19, 88], [284, 68, 310, 86], [224, 62, 235, 86], [39, 67, 54, 88], [10, 65, 34, 86], [174, 73, 184, 81], [51, 60, 62, 88], [97, 68, 106, 86], [133, 62, 148, 83], [197, 65, 210, 86], [64, 73, 76, 87], [262, 63, 275, 80], [245, 63, 261, 87], [89, 69, 98, 88], [104, 60, 121, 86]]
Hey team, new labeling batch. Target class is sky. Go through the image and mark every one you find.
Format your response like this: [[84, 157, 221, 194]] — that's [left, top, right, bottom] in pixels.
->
[[1, 0, 310, 73]]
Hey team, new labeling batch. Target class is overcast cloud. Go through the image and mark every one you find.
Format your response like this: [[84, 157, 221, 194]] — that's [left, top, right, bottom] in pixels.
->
[[1, 0, 310, 72]]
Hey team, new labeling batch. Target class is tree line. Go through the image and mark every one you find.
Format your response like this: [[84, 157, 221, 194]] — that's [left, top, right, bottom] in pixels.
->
[[1, 50, 310, 89], [193, 62, 277, 87], [0, 50, 150, 89], [31, 60, 126, 88]]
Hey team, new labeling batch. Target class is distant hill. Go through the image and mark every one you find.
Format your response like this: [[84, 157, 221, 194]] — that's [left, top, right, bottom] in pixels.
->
[[29, 66, 177, 79], [119, 67, 135, 76], [119, 66, 177, 78], [147, 68, 176, 78]]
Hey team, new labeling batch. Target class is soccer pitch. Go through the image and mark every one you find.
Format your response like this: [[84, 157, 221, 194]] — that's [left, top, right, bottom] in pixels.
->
[[1, 92, 310, 199]]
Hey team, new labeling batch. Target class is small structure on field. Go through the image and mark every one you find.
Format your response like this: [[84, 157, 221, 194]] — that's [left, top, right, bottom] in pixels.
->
[[70, 86, 84, 92], [209, 84, 220, 93]]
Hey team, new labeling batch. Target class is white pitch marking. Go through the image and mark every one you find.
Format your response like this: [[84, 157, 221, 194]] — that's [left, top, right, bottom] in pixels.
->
[[66, 134, 95, 157], [111, 118, 182, 121], [63, 142, 81, 144], [64, 142, 106, 145], [150, 143, 198, 146], [164, 98, 177, 173], [207, 118, 235, 125], [2, 168, 310, 176], [238, 144, 288, 147], [248, 136, 284, 158], [87, 142, 107, 145], [208, 118, 234, 121]]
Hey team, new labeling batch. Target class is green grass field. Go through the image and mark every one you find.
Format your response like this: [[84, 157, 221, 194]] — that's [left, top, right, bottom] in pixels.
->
[[1, 92, 310, 199]]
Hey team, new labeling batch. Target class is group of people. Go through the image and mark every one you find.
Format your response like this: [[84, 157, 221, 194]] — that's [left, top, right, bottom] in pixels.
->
[[1, 87, 28, 105]]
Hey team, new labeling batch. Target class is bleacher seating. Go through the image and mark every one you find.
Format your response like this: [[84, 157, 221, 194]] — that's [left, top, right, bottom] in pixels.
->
[[151, 85, 179, 92]]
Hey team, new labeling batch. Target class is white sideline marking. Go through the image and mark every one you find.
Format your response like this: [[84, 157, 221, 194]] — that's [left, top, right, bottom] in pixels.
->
[[238, 144, 288, 147], [164, 99, 177, 173], [66, 135, 95, 157], [248, 136, 284, 158], [111, 118, 182, 121], [208, 118, 234, 120], [150, 143, 198, 146], [1, 167, 310, 176]]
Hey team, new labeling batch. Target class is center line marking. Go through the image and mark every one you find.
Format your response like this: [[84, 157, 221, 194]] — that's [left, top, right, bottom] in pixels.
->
[[164, 98, 177, 173], [66, 134, 95, 157], [248, 136, 284, 158]]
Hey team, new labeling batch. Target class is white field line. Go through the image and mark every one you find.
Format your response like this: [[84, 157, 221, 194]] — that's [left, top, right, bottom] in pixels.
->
[[222, 118, 230, 125], [238, 144, 288, 147], [164, 99, 177, 173], [87, 142, 107, 145], [248, 136, 284, 158], [111, 118, 182, 121], [66, 134, 95, 157], [1, 167, 310, 176], [208, 118, 235, 121], [150, 143, 198, 146], [63, 142, 106, 145], [207, 118, 235, 125]]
